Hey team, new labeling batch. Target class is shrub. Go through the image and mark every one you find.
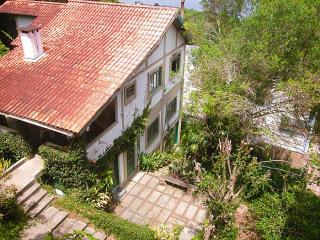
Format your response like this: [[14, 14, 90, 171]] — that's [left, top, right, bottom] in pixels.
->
[[81, 170, 114, 211], [250, 192, 287, 240], [282, 189, 320, 240], [0, 132, 32, 163], [39, 140, 93, 189], [55, 193, 155, 240], [154, 224, 182, 240], [139, 152, 171, 172], [0, 184, 16, 221], [0, 183, 27, 240]]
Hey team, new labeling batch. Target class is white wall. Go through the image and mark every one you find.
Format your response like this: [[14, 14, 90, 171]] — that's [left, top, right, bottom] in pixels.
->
[[86, 93, 123, 160], [86, 22, 186, 183]]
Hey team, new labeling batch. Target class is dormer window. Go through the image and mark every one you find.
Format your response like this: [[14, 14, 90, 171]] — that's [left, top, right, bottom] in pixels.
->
[[18, 26, 44, 61]]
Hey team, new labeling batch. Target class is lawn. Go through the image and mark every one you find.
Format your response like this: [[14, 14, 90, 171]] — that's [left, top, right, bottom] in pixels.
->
[[54, 192, 155, 240]]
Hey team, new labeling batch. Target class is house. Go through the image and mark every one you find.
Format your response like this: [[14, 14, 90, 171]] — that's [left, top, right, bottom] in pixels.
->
[[0, 0, 186, 188], [183, 45, 313, 166]]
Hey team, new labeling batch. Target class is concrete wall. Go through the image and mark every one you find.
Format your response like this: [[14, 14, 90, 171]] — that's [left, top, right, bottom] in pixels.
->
[[86, 93, 123, 160]]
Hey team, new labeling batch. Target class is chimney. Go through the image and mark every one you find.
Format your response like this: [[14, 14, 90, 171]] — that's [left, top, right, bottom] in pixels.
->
[[18, 25, 44, 61], [180, 0, 185, 18]]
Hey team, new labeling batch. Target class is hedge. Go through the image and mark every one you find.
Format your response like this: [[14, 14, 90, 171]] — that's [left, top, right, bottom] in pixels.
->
[[55, 193, 155, 240], [39, 141, 93, 189], [0, 132, 32, 162]]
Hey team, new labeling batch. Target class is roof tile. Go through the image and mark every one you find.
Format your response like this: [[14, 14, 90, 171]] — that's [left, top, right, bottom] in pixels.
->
[[0, 0, 178, 134]]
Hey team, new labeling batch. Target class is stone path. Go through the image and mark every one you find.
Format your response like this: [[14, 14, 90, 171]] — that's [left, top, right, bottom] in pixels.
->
[[2, 156, 110, 240], [116, 172, 206, 230]]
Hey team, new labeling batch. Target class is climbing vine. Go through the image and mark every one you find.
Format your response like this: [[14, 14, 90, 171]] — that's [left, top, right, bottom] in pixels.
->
[[96, 104, 150, 171]]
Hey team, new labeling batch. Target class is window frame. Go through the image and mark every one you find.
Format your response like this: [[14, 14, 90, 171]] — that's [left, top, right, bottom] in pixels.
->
[[170, 52, 181, 80], [148, 66, 163, 95], [166, 97, 177, 123], [146, 116, 160, 147], [124, 80, 136, 105]]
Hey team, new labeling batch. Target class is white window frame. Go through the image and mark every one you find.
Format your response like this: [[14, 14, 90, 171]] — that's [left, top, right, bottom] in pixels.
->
[[148, 66, 163, 95], [124, 80, 136, 105], [146, 116, 160, 147]]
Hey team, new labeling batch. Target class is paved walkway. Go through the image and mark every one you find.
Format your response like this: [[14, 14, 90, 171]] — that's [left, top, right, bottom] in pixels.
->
[[116, 172, 206, 230], [2, 154, 43, 192]]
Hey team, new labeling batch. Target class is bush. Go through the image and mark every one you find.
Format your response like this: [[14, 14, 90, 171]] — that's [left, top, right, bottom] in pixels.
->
[[250, 192, 286, 240], [39, 140, 93, 189], [154, 224, 182, 240], [0, 184, 28, 240], [55, 193, 155, 240], [283, 189, 320, 240], [0, 132, 32, 163], [139, 152, 171, 172]]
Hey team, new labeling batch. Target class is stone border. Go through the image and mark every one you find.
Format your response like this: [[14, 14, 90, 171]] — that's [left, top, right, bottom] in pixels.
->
[[3, 156, 30, 176]]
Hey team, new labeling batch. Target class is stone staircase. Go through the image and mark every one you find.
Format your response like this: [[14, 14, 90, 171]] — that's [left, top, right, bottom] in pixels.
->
[[18, 180, 110, 240], [4, 156, 110, 240]]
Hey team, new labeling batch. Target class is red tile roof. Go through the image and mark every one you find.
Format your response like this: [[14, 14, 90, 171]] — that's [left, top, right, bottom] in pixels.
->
[[0, 0, 178, 134]]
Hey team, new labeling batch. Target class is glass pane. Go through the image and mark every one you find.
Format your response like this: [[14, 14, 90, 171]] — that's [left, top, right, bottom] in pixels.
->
[[127, 144, 135, 177], [126, 84, 135, 99]]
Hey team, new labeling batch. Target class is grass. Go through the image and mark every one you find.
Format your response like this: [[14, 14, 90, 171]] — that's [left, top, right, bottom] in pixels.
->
[[0, 204, 28, 240], [54, 192, 155, 240]]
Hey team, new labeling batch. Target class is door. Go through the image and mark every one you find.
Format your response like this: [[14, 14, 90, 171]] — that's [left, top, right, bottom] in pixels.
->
[[126, 144, 135, 179]]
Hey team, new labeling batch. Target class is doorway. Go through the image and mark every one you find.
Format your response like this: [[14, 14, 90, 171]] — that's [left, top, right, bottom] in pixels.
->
[[126, 143, 136, 181]]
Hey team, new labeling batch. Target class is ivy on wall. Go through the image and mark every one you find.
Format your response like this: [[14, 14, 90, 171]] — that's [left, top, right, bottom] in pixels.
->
[[96, 104, 150, 171]]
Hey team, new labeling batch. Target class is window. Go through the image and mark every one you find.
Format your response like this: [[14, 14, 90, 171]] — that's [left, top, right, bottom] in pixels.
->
[[84, 98, 117, 143], [125, 81, 136, 104], [149, 66, 162, 94], [171, 53, 181, 73], [147, 117, 159, 146], [166, 97, 177, 122], [279, 115, 305, 135]]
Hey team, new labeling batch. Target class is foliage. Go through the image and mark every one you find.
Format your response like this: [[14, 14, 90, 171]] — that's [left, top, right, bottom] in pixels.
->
[[43, 230, 97, 240], [188, 0, 320, 148], [154, 224, 182, 240], [0, 180, 27, 240], [0, 203, 28, 240], [196, 139, 269, 239], [0, 41, 8, 57], [139, 152, 171, 172], [96, 105, 150, 171], [39, 140, 94, 189], [81, 170, 113, 211], [0, 132, 32, 163], [310, 150, 320, 168], [251, 192, 286, 240], [0, 158, 11, 175], [249, 162, 320, 240], [55, 192, 155, 240]]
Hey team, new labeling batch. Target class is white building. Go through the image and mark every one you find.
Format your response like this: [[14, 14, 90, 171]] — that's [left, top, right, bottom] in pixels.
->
[[0, 0, 186, 187]]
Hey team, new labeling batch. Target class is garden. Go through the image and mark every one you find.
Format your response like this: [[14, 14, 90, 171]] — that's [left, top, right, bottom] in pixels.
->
[[0, 131, 32, 240]]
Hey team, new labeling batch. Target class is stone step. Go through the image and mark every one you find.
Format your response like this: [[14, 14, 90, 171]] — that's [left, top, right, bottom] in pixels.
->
[[16, 179, 37, 198], [22, 188, 48, 212], [94, 231, 107, 240], [29, 195, 55, 218], [40, 207, 69, 232], [17, 182, 41, 204], [53, 217, 87, 238], [84, 226, 96, 235]]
